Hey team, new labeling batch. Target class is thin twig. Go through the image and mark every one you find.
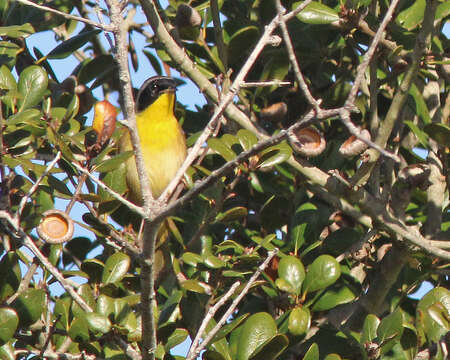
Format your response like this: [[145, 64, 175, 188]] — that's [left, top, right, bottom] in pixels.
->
[[186, 282, 241, 360], [15, 151, 61, 219], [240, 80, 291, 88], [275, 0, 320, 111], [15, 0, 113, 31], [345, 0, 402, 107], [72, 162, 146, 218], [188, 249, 278, 360]]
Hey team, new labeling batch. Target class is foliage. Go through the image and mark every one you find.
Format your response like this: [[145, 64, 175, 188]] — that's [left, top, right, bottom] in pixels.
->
[[0, 0, 449, 360]]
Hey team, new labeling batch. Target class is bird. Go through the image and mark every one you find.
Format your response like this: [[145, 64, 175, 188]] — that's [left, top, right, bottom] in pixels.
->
[[120, 76, 187, 203], [119, 76, 187, 286]]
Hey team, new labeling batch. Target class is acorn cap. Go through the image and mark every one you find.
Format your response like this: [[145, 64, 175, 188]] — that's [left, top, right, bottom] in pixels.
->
[[260, 102, 288, 123], [176, 4, 202, 28], [339, 129, 371, 157], [289, 127, 326, 157], [37, 209, 74, 244]]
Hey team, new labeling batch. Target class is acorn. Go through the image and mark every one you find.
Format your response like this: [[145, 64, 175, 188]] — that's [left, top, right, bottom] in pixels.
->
[[289, 127, 326, 157], [37, 209, 74, 244], [339, 129, 371, 157]]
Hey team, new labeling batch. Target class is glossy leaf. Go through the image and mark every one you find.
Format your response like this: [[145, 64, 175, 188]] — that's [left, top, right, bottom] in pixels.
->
[[237, 312, 277, 360], [216, 206, 248, 223], [303, 343, 319, 360], [360, 314, 380, 345], [0, 24, 34, 38], [248, 333, 289, 360], [165, 328, 189, 351], [377, 308, 404, 352], [0, 41, 20, 68], [288, 307, 310, 336], [93, 151, 134, 173], [0, 308, 18, 345], [293, 1, 339, 24], [17, 65, 48, 111], [85, 312, 112, 336], [0, 252, 21, 302], [102, 252, 131, 284], [47, 29, 101, 59], [237, 129, 258, 151], [312, 285, 356, 311], [257, 141, 292, 169], [396, 0, 425, 30], [13, 288, 45, 327], [212, 314, 249, 343], [276, 255, 305, 295], [303, 255, 341, 293], [69, 316, 90, 343], [416, 287, 450, 343], [208, 137, 237, 162]]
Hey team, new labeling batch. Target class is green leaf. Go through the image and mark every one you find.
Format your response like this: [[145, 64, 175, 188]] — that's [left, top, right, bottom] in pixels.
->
[[290, 202, 318, 252], [423, 123, 450, 147], [408, 84, 431, 124], [102, 252, 131, 284], [436, 1, 450, 21], [0, 65, 17, 92], [404, 121, 428, 148], [212, 314, 249, 343], [17, 65, 48, 111], [216, 206, 248, 223], [396, 0, 426, 30], [0, 41, 20, 68], [181, 252, 203, 266], [237, 312, 277, 360], [54, 297, 71, 331], [47, 29, 101, 59], [312, 285, 356, 311], [12, 288, 45, 327], [237, 129, 258, 151], [0, 342, 15, 360], [248, 334, 289, 360], [7, 109, 41, 125], [85, 312, 111, 336], [208, 137, 237, 162], [69, 316, 90, 343], [203, 253, 227, 269], [93, 151, 134, 173], [293, 1, 340, 24], [303, 255, 341, 293], [288, 307, 311, 336], [324, 354, 342, 360], [180, 279, 211, 294], [0, 308, 19, 345], [257, 141, 292, 169], [165, 328, 189, 351], [96, 294, 115, 318], [47, 175, 73, 198], [303, 343, 319, 360], [416, 287, 450, 344], [0, 24, 34, 38], [360, 314, 380, 345], [276, 255, 305, 295], [377, 309, 404, 352], [0, 252, 21, 302]]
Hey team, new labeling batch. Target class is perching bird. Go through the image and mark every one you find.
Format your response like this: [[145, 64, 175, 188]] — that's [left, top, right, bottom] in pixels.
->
[[120, 76, 187, 203]]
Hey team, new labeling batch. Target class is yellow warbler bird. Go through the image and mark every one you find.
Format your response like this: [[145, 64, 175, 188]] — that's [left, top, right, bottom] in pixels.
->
[[120, 76, 187, 203]]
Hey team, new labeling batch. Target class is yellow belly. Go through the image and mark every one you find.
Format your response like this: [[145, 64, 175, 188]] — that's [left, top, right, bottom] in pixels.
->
[[121, 96, 186, 202]]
